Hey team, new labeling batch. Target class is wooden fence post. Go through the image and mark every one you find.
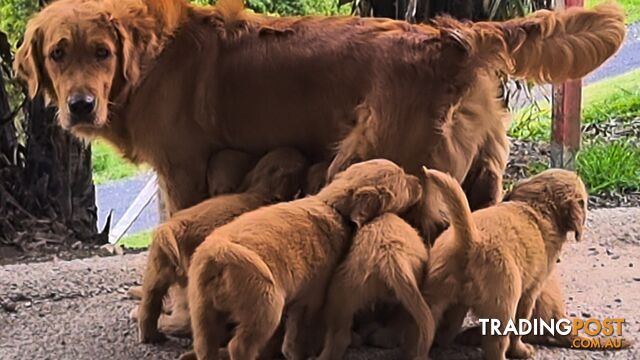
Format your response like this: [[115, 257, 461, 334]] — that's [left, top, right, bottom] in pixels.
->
[[551, 0, 584, 170]]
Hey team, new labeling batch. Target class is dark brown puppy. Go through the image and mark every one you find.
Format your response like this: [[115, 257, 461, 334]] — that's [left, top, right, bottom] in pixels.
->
[[137, 148, 308, 343], [319, 213, 433, 360], [421, 168, 587, 360], [182, 160, 421, 360]]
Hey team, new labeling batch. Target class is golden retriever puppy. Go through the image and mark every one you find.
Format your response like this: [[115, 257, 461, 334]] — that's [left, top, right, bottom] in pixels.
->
[[181, 159, 421, 360], [303, 161, 329, 196], [206, 149, 258, 197], [420, 168, 587, 360], [129, 149, 258, 321], [137, 147, 308, 343], [319, 213, 433, 360]]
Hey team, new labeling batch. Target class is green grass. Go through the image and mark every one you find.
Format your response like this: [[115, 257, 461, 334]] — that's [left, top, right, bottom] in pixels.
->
[[577, 140, 640, 194], [509, 70, 640, 141], [92, 140, 143, 184], [587, 0, 640, 24], [118, 231, 152, 249]]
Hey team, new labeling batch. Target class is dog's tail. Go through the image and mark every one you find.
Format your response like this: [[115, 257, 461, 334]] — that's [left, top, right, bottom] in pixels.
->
[[435, 3, 625, 84], [152, 224, 182, 269], [190, 238, 275, 287], [380, 256, 435, 357], [421, 167, 478, 249]]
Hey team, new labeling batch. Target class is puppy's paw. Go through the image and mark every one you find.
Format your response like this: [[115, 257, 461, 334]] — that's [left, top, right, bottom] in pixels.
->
[[158, 314, 192, 338], [129, 306, 139, 321], [507, 341, 536, 359], [178, 351, 197, 360], [128, 286, 143, 299], [138, 328, 167, 344]]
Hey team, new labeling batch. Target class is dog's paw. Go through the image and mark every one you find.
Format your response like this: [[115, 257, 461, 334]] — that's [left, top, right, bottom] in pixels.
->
[[129, 306, 139, 321], [178, 351, 197, 360], [158, 314, 192, 338], [128, 286, 144, 299], [507, 341, 536, 359], [138, 328, 168, 344]]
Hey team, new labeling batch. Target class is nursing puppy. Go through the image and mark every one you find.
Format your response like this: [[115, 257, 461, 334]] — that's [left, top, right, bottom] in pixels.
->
[[421, 168, 587, 360], [319, 213, 433, 360], [137, 148, 308, 343], [182, 159, 421, 360]]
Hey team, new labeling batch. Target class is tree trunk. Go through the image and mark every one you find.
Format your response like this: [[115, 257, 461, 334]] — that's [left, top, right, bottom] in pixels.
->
[[0, 30, 99, 252]]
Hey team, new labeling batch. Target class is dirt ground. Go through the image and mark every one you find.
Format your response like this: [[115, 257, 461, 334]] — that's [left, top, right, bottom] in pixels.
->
[[0, 207, 638, 360]]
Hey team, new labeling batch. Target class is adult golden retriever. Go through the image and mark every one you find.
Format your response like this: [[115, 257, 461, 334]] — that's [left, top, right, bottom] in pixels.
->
[[15, 0, 624, 216], [15, 0, 625, 348]]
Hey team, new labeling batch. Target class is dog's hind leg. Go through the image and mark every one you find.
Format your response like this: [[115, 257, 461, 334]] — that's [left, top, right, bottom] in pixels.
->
[[228, 292, 284, 360], [138, 241, 175, 343], [461, 134, 508, 212], [436, 304, 468, 347], [507, 290, 539, 359], [318, 272, 373, 360]]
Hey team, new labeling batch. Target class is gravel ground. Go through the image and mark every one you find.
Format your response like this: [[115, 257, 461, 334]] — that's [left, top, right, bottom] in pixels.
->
[[1, 207, 638, 359]]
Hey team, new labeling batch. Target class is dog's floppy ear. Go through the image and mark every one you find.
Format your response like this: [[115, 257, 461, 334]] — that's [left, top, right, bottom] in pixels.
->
[[336, 186, 393, 227], [111, 18, 143, 87], [563, 198, 586, 241], [14, 25, 51, 102]]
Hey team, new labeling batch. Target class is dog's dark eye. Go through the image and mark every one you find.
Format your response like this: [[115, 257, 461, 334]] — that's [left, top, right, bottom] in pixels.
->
[[95, 47, 110, 60], [50, 48, 65, 62]]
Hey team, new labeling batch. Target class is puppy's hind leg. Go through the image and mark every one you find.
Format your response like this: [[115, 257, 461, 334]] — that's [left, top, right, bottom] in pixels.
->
[[473, 276, 521, 360], [138, 241, 174, 343], [228, 292, 284, 360], [318, 272, 370, 360], [507, 290, 538, 359]]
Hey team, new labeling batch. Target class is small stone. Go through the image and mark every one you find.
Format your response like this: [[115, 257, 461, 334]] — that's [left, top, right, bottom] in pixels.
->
[[568, 296, 574, 301], [633, 277, 640, 282], [1, 301, 17, 313], [71, 241, 83, 250], [629, 263, 634, 268], [606, 249, 614, 256], [612, 255, 620, 260], [614, 298, 622, 303], [582, 312, 591, 318]]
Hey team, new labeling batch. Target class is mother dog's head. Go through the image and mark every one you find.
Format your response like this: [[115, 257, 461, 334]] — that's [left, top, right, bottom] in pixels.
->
[[13, 0, 186, 133]]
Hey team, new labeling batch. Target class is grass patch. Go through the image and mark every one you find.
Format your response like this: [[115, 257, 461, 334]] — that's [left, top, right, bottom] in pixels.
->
[[587, 0, 640, 24], [92, 140, 143, 184], [577, 140, 640, 194], [509, 70, 640, 141], [118, 231, 152, 249]]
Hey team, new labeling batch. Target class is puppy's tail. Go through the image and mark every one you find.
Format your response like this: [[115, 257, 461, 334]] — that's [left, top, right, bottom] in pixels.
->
[[381, 256, 435, 357], [191, 238, 275, 286], [435, 3, 626, 83], [152, 224, 182, 269], [421, 167, 478, 248]]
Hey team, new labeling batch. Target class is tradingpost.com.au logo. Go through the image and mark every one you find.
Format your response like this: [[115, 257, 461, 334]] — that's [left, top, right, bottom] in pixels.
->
[[479, 318, 627, 350]]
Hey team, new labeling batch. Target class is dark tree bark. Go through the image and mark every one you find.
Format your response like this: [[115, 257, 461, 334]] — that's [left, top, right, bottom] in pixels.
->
[[0, 29, 99, 253]]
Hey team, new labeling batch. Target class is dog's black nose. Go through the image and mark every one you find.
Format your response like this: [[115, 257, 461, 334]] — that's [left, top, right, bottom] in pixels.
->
[[68, 93, 96, 120]]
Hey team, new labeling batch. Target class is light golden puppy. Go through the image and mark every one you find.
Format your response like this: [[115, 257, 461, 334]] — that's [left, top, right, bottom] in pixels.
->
[[421, 168, 587, 360], [181, 159, 422, 360], [319, 212, 433, 360], [137, 147, 308, 343]]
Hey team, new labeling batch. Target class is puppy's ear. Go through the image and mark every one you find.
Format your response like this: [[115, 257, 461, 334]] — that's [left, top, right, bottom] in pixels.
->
[[14, 25, 51, 101], [337, 186, 393, 227], [563, 198, 586, 241]]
